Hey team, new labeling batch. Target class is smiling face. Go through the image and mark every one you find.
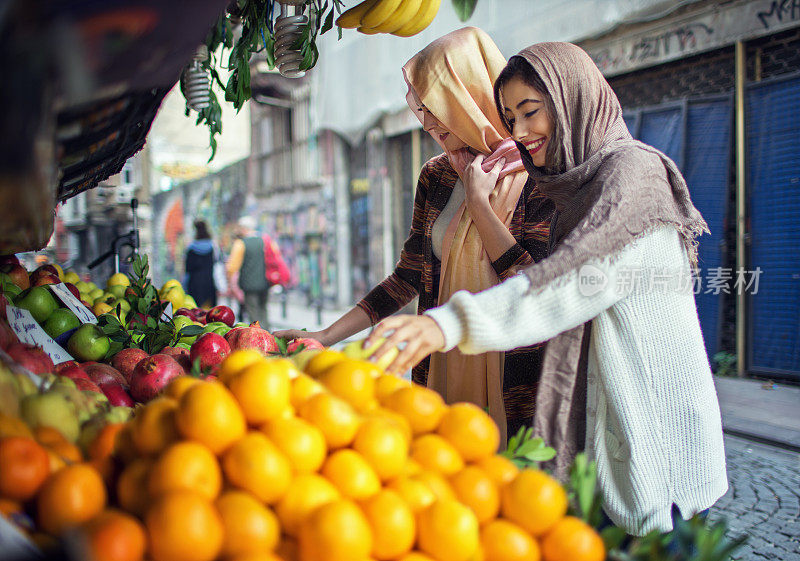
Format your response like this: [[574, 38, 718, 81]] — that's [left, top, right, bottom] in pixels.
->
[[499, 76, 555, 168], [408, 88, 468, 152]]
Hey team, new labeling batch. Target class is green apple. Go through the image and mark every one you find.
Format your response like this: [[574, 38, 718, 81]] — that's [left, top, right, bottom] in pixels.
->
[[67, 324, 111, 362], [20, 392, 81, 442], [107, 285, 126, 299], [89, 287, 104, 300]]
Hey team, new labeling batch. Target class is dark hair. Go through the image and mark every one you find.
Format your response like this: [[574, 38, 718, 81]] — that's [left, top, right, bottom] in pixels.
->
[[494, 56, 565, 174], [194, 220, 212, 240]]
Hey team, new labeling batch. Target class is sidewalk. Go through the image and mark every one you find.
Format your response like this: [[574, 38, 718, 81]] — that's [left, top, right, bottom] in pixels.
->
[[264, 298, 800, 451]]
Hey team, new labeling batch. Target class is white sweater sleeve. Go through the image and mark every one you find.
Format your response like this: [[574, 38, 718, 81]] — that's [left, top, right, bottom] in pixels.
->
[[425, 237, 644, 354]]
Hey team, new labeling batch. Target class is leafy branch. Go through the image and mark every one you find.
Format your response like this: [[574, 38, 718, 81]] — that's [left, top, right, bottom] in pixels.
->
[[500, 426, 556, 469]]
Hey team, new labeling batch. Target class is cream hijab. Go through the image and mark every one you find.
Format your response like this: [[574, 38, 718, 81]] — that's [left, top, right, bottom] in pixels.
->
[[403, 27, 530, 443]]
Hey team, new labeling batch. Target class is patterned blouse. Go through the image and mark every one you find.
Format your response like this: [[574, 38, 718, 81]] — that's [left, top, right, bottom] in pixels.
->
[[357, 153, 554, 435]]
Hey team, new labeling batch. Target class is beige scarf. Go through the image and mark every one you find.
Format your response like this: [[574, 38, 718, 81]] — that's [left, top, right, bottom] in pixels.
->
[[495, 42, 709, 479], [403, 27, 529, 443]]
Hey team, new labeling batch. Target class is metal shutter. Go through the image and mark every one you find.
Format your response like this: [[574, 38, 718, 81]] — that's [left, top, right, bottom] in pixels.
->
[[747, 73, 800, 378]]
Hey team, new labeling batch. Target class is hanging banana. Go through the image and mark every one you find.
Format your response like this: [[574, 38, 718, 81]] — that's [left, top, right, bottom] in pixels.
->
[[338, 0, 441, 37]]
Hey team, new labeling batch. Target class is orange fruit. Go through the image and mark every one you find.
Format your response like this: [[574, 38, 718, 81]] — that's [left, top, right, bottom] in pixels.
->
[[228, 554, 286, 561], [113, 424, 138, 463], [88, 423, 125, 462], [501, 470, 568, 536], [216, 490, 280, 557], [304, 349, 347, 378], [352, 417, 409, 481], [437, 404, 499, 462], [540, 516, 604, 561], [145, 490, 224, 561], [411, 434, 464, 476], [290, 373, 326, 409], [397, 554, 436, 561], [481, 519, 540, 561], [275, 538, 300, 561], [412, 470, 456, 502], [366, 407, 413, 443], [37, 463, 107, 534], [222, 432, 292, 504], [0, 412, 34, 439], [386, 476, 436, 514], [417, 499, 480, 561], [46, 439, 83, 464], [130, 397, 179, 456], [81, 509, 147, 561], [449, 466, 500, 525], [217, 349, 267, 384], [374, 374, 412, 403], [384, 386, 446, 436], [148, 441, 222, 500], [176, 381, 247, 455], [261, 416, 327, 474], [117, 458, 153, 516], [164, 376, 202, 400], [299, 393, 361, 449], [401, 457, 424, 477], [321, 449, 381, 501], [359, 489, 415, 560], [228, 360, 292, 424], [276, 473, 340, 537], [34, 425, 70, 447], [318, 359, 378, 411], [0, 436, 50, 500], [475, 455, 519, 486], [298, 499, 372, 561]]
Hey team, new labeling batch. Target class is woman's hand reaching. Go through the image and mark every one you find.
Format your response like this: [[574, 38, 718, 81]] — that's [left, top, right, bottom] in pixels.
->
[[463, 154, 505, 214], [272, 328, 331, 347], [366, 315, 445, 376]]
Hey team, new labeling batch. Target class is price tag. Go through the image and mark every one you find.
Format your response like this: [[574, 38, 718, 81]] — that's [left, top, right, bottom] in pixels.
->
[[5, 306, 74, 364], [49, 283, 97, 324], [162, 302, 173, 321]]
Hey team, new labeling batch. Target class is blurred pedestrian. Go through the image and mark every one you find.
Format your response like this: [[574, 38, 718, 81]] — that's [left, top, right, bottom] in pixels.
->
[[183, 220, 218, 308], [226, 216, 270, 328]]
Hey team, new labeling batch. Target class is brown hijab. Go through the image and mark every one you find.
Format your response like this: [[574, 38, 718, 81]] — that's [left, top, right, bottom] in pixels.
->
[[496, 42, 708, 479]]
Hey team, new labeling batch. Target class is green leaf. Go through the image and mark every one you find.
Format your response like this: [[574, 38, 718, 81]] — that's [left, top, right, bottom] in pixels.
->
[[451, 0, 478, 22], [524, 448, 556, 462], [275, 337, 288, 356], [179, 325, 205, 337]]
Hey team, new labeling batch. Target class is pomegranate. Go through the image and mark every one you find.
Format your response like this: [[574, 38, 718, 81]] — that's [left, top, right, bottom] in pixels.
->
[[83, 363, 128, 388], [190, 332, 231, 370], [205, 305, 235, 327], [74, 378, 103, 393], [99, 382, 135, 407], [53, 360, 80, 374], [225, 322, 279, 354], [111, 348, 149, 383], [160, 346, 192, 371], [58, 365, 92, 383], [286, 337, 324, 354], [129, 354, 185, 402], [5, 343, 54, 375]]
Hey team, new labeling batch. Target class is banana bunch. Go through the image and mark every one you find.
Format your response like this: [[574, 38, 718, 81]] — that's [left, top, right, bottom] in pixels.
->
[[337, 0, 442, 37]]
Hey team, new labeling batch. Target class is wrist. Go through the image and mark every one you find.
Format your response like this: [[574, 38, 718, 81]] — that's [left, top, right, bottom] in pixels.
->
[[466, 193, 491, 212]]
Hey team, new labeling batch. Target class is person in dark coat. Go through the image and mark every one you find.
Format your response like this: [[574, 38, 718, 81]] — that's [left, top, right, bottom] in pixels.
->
[[184, 220, 217, 308]]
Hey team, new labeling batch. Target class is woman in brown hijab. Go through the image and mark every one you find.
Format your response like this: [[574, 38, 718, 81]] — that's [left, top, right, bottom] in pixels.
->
[[276, 28, 553, 441], [369, 42, 727, 535]]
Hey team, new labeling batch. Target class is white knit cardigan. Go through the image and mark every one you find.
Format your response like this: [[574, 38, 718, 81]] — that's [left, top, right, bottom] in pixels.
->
[[426, 226, 728, 534]]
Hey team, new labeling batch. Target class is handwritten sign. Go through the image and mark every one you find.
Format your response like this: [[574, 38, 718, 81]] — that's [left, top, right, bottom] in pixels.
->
[[5, 306, 74, 364], [162, 302, 173, 321], [49, 283, 97, 324]]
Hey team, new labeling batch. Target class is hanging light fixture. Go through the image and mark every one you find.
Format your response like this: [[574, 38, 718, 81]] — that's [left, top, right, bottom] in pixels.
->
[[274, 0, 309, 78], [182, 45, 211, 111]]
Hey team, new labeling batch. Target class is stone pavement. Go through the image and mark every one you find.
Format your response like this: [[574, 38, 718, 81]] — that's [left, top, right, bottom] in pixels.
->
[[709, 435, 800, 560]]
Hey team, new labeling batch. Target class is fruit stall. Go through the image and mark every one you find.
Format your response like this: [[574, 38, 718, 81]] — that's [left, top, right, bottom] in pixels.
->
[[0, 2, 744, 561]]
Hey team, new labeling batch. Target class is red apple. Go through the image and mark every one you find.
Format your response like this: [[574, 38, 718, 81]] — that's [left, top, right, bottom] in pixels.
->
[[111, 348, 149, 383], [5, 342, 54, 375], [190, 332, 231, 370], [0, 264, 30, 290], [174, 308, 194, 318], [32, 273, 60, 287], [34, 264, 60, 278], [99, 382, 135, 407], [286, 337, 324, 354], [129, 354, 185, 402], [206, 305, 235, 327], [0, 255, 19, 267], [225, 322, 279, 354], [83, 362, 128, 388]]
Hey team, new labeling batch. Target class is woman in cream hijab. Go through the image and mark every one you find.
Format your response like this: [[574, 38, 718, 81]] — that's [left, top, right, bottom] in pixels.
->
[[277, 27, 553, 441]]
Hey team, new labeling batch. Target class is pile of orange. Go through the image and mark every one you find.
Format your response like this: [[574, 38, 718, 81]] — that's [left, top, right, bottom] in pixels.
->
[[1, 346, 605, 561]]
